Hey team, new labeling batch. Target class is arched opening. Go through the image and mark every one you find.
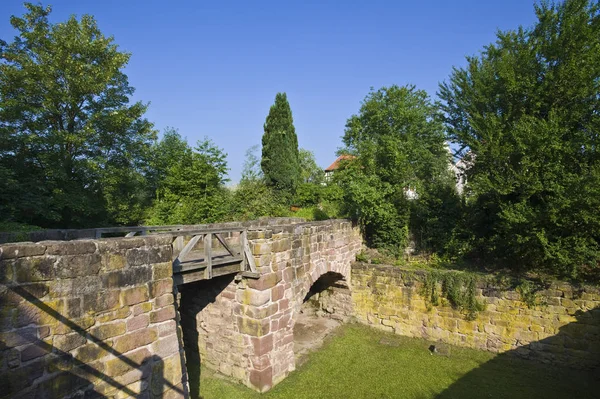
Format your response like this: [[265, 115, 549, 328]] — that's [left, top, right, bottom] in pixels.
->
[[294, 272, 351, 365]]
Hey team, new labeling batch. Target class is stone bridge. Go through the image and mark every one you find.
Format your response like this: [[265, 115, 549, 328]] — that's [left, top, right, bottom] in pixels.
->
[[0, 218, 362, 398]]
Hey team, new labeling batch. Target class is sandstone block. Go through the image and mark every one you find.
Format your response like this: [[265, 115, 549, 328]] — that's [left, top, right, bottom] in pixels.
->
[[102, 266, 152, 289], [151, 335, 181, 357], [1, 243, 46, 260], [104, 253, 126, 271], [14, 257, 55, 282], [90, 322, 126, 340], [150, 306, 176, 324], [238, 288, 271, 307], [149, 279, 173, 297], [55, 253, 102, 278], [53, 332, 87, 352], [20, 343, 50, 362], [271, 285, 285, 302], [122, 286, 149, 306], [154, 293, 174, 309], [44, 240, 96, 256], [113, 329, 157, 354], [237, 316, 270, 337], [153, 262, 173, 280], [83, 290, 120, 314], [249, 366, 273, 393], [133, 302, 153, 316], [251, 334, 273, 356], [158, 320, 177, 337], [73, 343, 111, 363], [96, 306, 131, 323], [127, 314, 150, 332], [105, 347, 151, 377], [246, 273, 281, 291]]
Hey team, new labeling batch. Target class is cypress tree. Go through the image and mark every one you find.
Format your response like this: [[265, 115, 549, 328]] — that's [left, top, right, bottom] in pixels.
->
[[261, 93, 301, 195]]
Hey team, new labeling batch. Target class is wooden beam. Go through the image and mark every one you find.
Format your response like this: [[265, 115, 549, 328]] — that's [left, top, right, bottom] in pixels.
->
[[175, 234, 202, 268], [241, 271, 261, 279], [215, 233, 238, 256], [243, 235, 257, 273], [125, 232, 137, 237], [204, 233, 212, 280], [240, 230, 247, 272]]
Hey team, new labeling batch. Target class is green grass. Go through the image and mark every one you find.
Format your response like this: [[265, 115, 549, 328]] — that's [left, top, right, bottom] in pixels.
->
[[198, 324, 599, 399]]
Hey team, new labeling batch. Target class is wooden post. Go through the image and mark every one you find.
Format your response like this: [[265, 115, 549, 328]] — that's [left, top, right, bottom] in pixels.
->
[[204, 233, 213, 279], [241, 230, 247, 272]]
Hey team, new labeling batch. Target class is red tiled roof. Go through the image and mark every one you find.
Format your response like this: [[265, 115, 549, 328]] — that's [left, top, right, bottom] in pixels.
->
[[325, 155, 356, 172]]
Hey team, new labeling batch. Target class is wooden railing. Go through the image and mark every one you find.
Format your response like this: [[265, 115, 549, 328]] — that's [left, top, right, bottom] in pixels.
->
[[93, 225, 258, 284]]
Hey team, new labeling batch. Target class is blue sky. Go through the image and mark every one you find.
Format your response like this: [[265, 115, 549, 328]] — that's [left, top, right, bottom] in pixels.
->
[[1, 1, 539, 182]]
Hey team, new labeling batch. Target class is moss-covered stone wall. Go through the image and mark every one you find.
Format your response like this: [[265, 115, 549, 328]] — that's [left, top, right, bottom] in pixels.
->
[[351, 263, 600, 368]]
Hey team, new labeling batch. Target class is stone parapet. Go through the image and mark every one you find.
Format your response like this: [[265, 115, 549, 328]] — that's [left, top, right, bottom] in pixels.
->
[[0, 236, 187, 399]]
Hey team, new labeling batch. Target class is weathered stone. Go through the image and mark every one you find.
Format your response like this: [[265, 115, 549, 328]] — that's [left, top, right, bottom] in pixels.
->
[[246, 273, 281, 291], [113, 329, 158, 354], [237, 316, 270, 337], [249, 366, 273, 393], [14, 257, 55, 282], [53, 332, 87, 352], [44, 240, 97, 256], [105, 347, 151, 377], [238, 288, 271, 307], [150, 306, 176, 324], [0, 259, 14, 283], [133, 302, 153, 316], [83, 290, 120, 314], [20, 343, 50, 361], [73, 343, 111, 363], [154, 293, 174, 309], [102, 266, 152, 289], [121, 286, 149, 306], [151, 335, 181, 357], [90, 322, 126, 340], [0, 244, 46, 260], [251, 334, 273, 356], [55, 254, 102, 278], [50, 276, 102, 298], [127, 314, 150, 332], [103, 253, 126, 271], [149, 279, 173, 297], [153, 262, 172, 280], [96, 306, 131, 323]]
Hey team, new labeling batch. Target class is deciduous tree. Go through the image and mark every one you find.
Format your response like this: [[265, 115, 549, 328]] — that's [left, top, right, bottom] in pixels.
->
[[438, 0, 600, 278], [0, 3, 155, 227]]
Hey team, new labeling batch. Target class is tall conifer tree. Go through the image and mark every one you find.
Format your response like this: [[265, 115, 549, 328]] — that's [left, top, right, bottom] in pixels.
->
[[261, 93, 301, 195]]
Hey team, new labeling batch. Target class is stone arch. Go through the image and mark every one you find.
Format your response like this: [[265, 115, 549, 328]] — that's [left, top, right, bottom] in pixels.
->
[[293, 256, 351, 315]]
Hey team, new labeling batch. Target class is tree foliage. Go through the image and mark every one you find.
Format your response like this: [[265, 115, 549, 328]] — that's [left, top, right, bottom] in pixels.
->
[[0, 3, 155, 227], [439, 0, 600, 278], [261, 93, 301, 195], [146, 135, 229, 225], [338, 85, 453, 255]]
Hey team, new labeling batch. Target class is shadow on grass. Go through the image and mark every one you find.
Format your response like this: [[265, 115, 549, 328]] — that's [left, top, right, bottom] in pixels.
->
[[436, 308, 600, 399]]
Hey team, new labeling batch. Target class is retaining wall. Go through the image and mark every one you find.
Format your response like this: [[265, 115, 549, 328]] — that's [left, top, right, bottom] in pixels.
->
[[350, 263, 600, 368]]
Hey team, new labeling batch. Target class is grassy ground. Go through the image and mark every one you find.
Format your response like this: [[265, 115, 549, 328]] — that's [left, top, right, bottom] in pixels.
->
[[197, 324, 599, 399]]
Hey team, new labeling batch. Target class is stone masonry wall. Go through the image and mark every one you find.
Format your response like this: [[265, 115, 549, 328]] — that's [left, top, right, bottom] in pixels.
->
[[352, 263, 600, 368], [0, 236, 187, 399], [182, 219, 362, 392]]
